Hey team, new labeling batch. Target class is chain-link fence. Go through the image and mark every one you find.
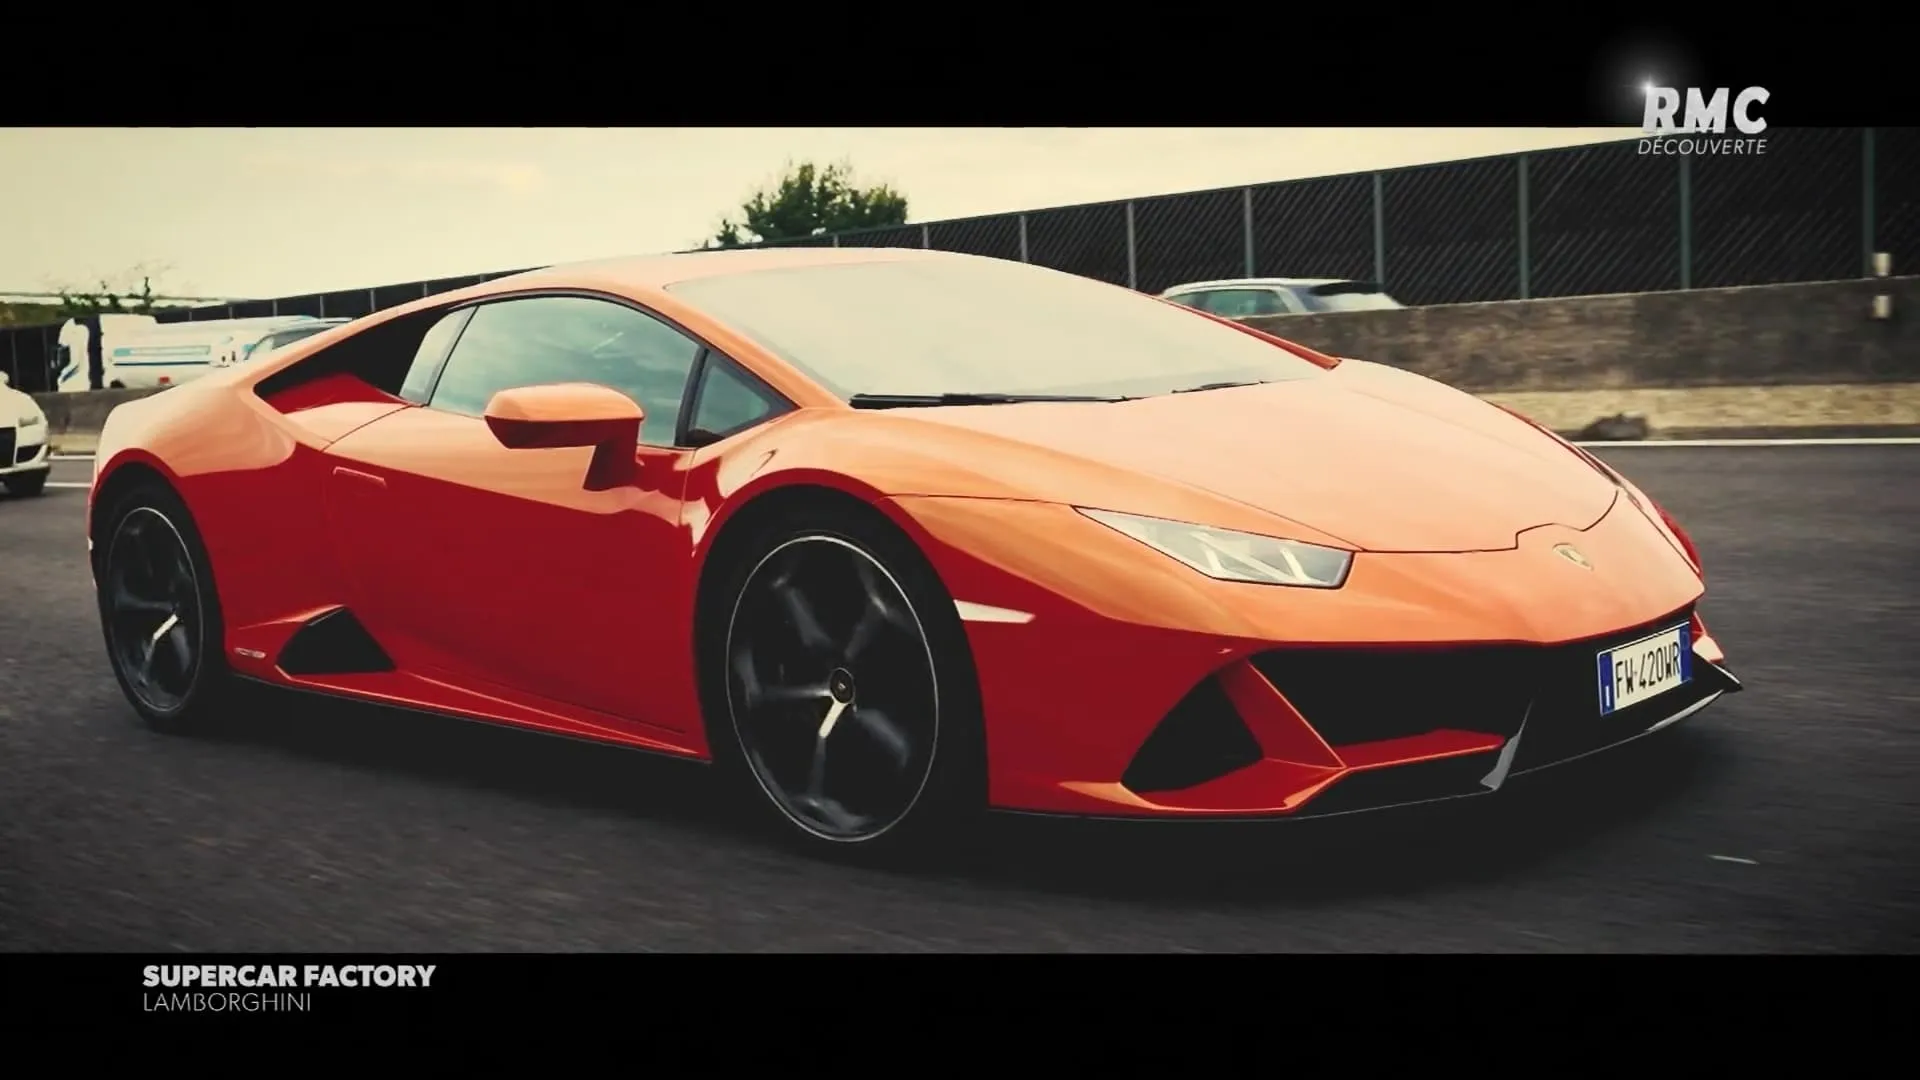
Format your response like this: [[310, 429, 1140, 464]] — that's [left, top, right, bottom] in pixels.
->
[[8, 128, 1917, 393]]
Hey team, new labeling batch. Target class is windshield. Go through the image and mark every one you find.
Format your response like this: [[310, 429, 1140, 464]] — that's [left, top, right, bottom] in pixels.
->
[[664, 256, 1329, 399]]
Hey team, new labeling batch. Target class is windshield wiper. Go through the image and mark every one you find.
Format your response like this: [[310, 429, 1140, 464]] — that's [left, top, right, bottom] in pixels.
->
[[1170, 379, 1269, 394], [847, 392, 1134, 409]]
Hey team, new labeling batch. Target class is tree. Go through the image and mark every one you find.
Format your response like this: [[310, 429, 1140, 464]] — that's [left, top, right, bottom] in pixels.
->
[[709, 160, 908, 248], [55, 273, 159, 319]]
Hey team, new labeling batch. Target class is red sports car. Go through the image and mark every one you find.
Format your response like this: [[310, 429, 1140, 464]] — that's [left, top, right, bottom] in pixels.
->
[[87, 248, 1740, 856]]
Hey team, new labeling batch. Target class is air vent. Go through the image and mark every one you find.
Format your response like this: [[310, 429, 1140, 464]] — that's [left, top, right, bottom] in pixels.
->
[[276, 607, 395, 675], [1121, 676, 1265, 794]]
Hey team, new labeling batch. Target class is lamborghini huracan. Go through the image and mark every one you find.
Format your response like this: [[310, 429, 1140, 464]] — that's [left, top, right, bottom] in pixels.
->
[[87, 247, 1741, 855]]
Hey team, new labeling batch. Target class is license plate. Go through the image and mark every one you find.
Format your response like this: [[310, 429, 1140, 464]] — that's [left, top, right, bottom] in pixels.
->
[[1596, 623, 1692, 716]]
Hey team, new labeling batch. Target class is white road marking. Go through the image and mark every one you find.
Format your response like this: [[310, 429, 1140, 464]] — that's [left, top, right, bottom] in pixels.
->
[[46, 482, 92, 489], [1709, 854, 1759, 865], [1580, 437, 1920, 448], [50, 454, 94, 461]]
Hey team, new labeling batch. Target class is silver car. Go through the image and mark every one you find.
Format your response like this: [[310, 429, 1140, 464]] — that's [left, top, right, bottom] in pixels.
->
[[1158, 277, 1402, 318]]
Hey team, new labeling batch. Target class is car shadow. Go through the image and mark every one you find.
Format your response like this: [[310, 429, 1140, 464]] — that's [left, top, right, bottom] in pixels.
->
[[200, 680, 1733, 908], [201, 681, 739, 837]]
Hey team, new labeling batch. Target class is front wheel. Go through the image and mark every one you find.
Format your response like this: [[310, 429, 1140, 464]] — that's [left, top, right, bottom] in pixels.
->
[[710, 504, 985, 859], [95, 481, 232, 734]]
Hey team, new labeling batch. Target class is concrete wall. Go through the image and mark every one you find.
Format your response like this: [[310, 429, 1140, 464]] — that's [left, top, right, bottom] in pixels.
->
[[31, 387, 166, 445], [1241, 275, 1920, 392]]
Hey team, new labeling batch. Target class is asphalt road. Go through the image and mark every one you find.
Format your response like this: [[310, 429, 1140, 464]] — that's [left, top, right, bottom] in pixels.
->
[[3, 449, 1916, 952]]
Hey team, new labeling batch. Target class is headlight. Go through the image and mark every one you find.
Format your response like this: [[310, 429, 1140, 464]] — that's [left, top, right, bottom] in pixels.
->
[[1078, 508, 1353, 588], [19, 412, 43, 428]]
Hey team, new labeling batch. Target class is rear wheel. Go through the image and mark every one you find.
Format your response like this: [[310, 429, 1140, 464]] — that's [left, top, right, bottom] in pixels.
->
[[95, 481, 231, 734], [708, 503, 985, 859], [4, 470, 47, 497]]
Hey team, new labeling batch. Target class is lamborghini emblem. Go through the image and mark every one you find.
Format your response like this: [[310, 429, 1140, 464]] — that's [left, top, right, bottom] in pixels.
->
[[1553, 543, 1592, 570]]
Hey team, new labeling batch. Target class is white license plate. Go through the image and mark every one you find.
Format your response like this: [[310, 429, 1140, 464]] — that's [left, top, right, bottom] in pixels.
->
[[1596, 623, 1692, 716]]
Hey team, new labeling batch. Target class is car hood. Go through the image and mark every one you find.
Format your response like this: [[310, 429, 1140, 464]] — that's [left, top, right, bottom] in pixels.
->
[[893, 360, 1620, 553], [1, 385, 41, 419]]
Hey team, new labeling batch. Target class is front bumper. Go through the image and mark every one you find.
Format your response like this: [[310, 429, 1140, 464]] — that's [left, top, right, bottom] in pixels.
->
[[1020, 609, 1740, 822], [892, 493, 1734, 821], [0, 424, 50, 476]]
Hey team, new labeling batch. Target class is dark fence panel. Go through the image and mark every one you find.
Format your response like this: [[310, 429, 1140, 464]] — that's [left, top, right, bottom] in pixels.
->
[[1026, 202, 1129, 286], [1529, 139, 1681, 298], [4, 324, 55, 392], [837, 224, 922, 248], [1134, 189, 1245, 295], [271, 294, 323, 317], [374, 283, 427, 310], [318, 289, 375, 319], [1876, 127, 1920, 277], [423, 275, 487, 297], [927, 214, 1022, 261], [1693, 126, 1860, 289], [1382, 155, 1521, 306], [1250, 173, 1374, 283]]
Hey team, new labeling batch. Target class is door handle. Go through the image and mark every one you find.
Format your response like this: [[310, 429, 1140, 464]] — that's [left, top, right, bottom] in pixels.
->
[[332, 466, 387, 490]]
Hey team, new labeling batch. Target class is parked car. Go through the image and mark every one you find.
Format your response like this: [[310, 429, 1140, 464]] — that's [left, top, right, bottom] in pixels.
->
[[213, 318, 351, 369], [1159, 278, 1403, 318], [0, 369, 50, 496]]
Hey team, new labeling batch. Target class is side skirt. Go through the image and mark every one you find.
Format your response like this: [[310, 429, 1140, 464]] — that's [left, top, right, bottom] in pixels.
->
[[228, 674, 714, 768]]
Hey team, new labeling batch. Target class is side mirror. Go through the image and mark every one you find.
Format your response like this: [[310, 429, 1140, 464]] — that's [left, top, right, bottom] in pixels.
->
[[0, 370, 9, 386], [483, 383, 644, 489]]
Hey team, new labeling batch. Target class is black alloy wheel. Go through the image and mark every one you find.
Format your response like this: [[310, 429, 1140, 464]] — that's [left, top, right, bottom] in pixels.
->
[[721, 516, 980, 852], [97, 485, 228, 732]]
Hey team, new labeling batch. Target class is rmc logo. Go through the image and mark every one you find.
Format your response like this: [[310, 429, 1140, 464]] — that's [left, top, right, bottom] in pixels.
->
[[1639, 85, 1769, 156]]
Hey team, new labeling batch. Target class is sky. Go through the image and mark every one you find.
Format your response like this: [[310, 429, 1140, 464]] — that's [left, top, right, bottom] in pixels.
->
[[0, 127, 1638, 301]]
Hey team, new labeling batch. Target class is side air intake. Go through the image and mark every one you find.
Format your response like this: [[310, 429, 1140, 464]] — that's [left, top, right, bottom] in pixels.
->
[[276, 607, 395, 675], [1121, 677, 1265, 794]]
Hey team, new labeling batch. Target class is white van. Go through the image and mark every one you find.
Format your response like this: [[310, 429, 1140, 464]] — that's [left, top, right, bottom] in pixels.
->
[[57, 315, 331, 391], [53, 313, 158, 391]]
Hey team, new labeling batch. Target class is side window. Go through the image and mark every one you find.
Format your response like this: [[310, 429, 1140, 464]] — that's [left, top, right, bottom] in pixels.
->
[[1251, 289, 1292, 315], [688, 358, 789, 443], [1169, 291, 1213, 311], [399, 309, 475, 403], [1203, 289, 1286, 318], [427, 296, 702, 446]]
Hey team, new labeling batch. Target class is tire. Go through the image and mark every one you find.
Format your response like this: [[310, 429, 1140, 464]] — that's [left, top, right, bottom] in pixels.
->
[[94, 479, 232, 734], [4, 470, 47, 497], [703, 500, 986, 861]]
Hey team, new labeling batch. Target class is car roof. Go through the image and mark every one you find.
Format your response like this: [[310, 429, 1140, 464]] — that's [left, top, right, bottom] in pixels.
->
[[1159, 277, 1360, 294], [487, 245, 953, 294]]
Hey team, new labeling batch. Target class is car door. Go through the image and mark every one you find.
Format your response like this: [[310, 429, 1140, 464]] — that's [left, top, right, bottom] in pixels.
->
[[322, 294, 709, 734]]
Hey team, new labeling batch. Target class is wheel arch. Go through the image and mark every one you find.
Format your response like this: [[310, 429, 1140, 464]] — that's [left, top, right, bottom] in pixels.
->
[[688, 480, 980, 755], [88, 457, 179, 576], [692, 482, 910, 659]]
